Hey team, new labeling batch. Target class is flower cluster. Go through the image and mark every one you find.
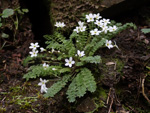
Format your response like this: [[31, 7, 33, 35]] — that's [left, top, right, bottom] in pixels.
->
[[55, 22, 66, 28], [29, 42, 39, 57], [65, 50, 85, 68], [29, 42, 46, 57], [73, 21, 86, 33], [72, 13, 117, 36]]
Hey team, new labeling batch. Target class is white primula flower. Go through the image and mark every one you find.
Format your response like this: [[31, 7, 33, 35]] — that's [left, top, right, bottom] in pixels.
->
[[102, 18, 110, 25], [79, 26, 86, 32], [52, 48, 55, 53], [59, 22, 66, 28], [86, 13, 94, 22], [77, 50, 85, 57], [78, 21, 84, 26], [40, 85, 48, 93], [102, 26, 109, 34], [65, 57, 75, 68], [105, 40, 114, 49], [90, 28, 101, 35], [29, 42, 39, 50], [55, 22, 60, 27], [38, 78, 48, 86], [94, 13, 102, 20], [109, 25, 117, 32], [43, 63, 49, 70], [74, 26, 80, 33], [94, 20, 103, 27], [55, 22, 65, 28], [38, 78, 48, 93], [52, 68, 57, 70], [29, 49, 38, 57], [40, 47, 46, 52]]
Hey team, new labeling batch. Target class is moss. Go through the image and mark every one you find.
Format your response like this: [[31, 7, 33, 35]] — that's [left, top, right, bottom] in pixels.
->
[[100, 57, 124, 75], [0, 107, 6, 112]]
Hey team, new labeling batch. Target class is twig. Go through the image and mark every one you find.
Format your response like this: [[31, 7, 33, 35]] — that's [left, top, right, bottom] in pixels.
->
[[107, 88, 111, 104], [142, 75, 150, 104], [108, 97, 113, 113]]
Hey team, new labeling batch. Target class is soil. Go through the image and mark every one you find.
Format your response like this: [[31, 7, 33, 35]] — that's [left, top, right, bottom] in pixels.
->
[[0, 1, 150, 113]]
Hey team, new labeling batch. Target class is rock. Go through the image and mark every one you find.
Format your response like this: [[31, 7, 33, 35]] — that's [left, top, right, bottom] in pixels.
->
[[50, 0, 126, 30], [76, 97, 96, 112]]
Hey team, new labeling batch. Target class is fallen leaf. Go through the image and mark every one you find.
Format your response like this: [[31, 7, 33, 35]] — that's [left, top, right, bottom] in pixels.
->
[[106, 62, 115, 65]]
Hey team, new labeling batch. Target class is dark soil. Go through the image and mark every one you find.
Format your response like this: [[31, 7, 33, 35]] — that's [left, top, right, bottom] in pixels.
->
[[0, 1, 150, 113]]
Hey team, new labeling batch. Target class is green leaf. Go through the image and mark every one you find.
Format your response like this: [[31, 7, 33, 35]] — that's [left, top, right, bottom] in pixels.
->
[[1, 33, 9, 38], [23, 65, 61, 81], [60, 68, 71, 73], [44, 74, 71, 97], [141, 28, 150, 34], [76, 62, 84, 66], [80, 55, 101, 64], [22, 9, 29, 13], [66, 68, 96, 102], [0, 23, 2, 27], [2, 9, 14, 18]]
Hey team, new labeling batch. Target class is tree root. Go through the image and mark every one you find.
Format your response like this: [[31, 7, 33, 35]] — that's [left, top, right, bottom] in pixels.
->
[[142, 75, 150, 104]]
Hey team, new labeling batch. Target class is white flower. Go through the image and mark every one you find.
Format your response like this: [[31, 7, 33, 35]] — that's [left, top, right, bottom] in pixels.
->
[[77, 50, 85, 57], [102, 18, 110, 25], [38, 78, 48, 86], [74, 26, 80, 33], [105, 40, 114, 49], [38, 78, 48, 93], [52, 68, 57, 70], [59, 22, 66, 28], [40, 47, 46, 52], [99, 22, 107, 28], [90, 28, 101, 35], [79, 26, 86, 32], [40, 85, 48, 93], [65, 57, 75, 67], [109, 25, 117, 32], [102, 26, 109, 34], [29, 42, 39, 50], [113, 41, 119, 49], [94, 20, 103, 27], [55, 22, 65, 28], [94, 13, 102, 20], [52, 48, 55, 53], [29, 49, 38, 57], [86, 13, 94, 22], [78, 21, 84, 26], [43, 63, 49, 70], [55, 22, 60, 27]]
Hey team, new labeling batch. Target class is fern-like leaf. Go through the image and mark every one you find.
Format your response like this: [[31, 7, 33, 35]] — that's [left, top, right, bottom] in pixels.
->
[[80, 55, 101, 64], [23, 65, 62, 81], [23, 54, 47, 67], [89, 38, 106, 56], [66, 68, 96, 102], [44, 74, 71, 97]]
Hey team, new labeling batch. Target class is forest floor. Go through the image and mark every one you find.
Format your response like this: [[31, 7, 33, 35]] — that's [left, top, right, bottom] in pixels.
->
[[0, 1, 150, 113]]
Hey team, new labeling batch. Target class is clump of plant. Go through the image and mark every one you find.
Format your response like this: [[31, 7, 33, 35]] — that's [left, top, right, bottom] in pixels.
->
[[23, 13, 136, 102], [0, 8, 28, 49]]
